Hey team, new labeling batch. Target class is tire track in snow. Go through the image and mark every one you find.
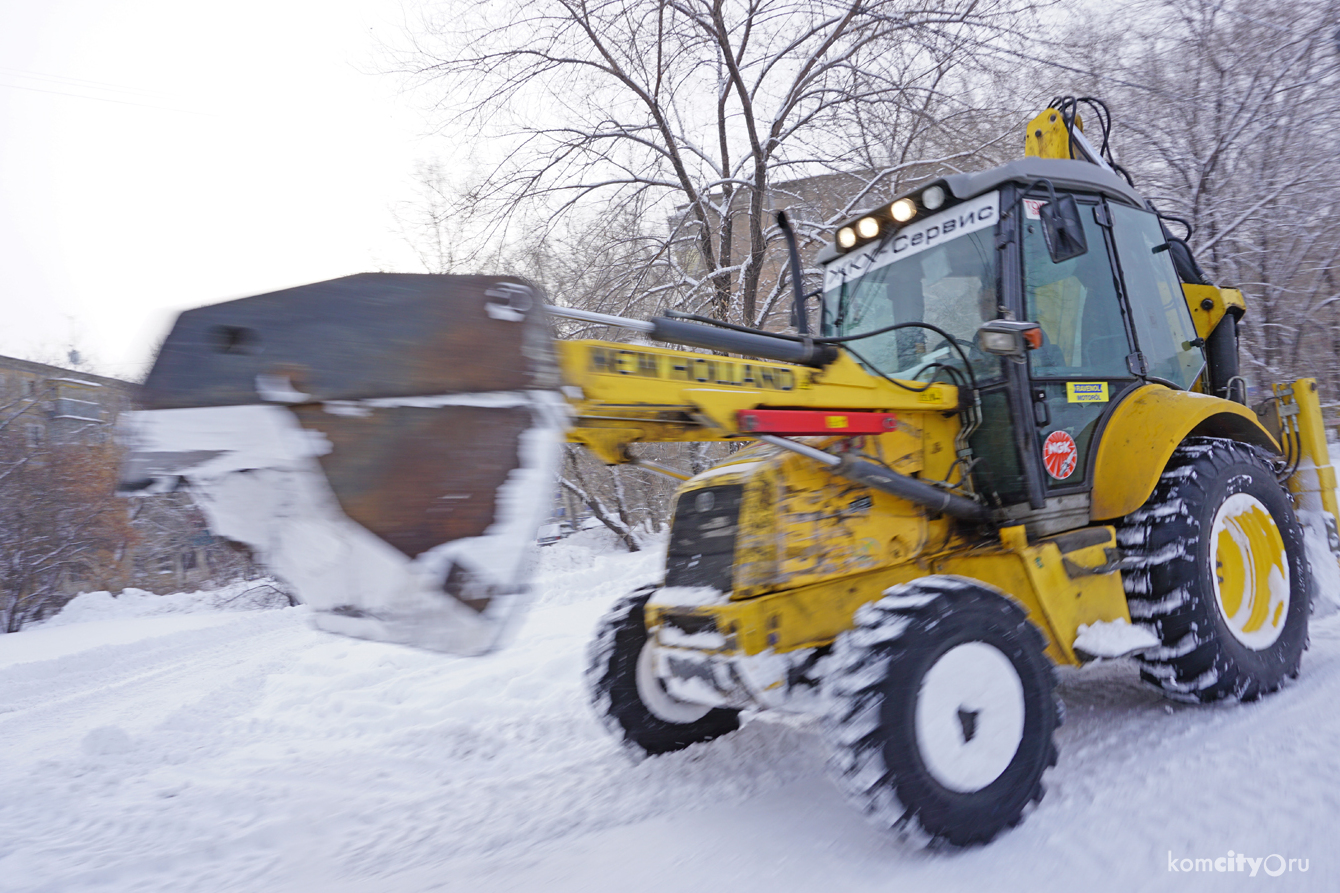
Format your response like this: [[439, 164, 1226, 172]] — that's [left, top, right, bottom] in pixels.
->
[[0, 610, 309, 766]]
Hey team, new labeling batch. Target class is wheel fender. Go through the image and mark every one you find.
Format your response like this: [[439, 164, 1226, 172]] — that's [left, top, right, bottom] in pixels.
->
[[1090, 385, 1279, 520]]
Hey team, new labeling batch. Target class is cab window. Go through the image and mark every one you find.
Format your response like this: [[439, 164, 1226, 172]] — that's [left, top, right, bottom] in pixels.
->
[[1023, 199, 1131, 379], [1108, 204, 1204, 389]]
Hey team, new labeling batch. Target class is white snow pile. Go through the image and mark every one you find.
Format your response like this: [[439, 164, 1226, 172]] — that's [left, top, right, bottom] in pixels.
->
[[1295, 442, 1340, 619], [40, 579, 293, 628], [1301, 510, 1340, 619], [530, 525, 666, 607], [1073, 617, 1161, 659]]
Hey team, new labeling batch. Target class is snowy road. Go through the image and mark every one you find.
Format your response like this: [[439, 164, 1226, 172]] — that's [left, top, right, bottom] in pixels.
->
[[1, 532, 1336, 892]]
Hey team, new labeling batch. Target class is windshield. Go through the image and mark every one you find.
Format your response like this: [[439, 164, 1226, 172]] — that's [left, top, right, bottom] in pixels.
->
[[822, 193, 1001, 383]]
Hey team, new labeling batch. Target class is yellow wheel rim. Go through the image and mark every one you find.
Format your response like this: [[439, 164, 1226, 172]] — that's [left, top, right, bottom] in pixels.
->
[[1210, 493, 1289, 650]]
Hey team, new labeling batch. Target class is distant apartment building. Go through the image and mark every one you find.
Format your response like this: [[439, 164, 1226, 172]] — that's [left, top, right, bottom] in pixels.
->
[[670, 168, 909, 328], [0, 355, 125, 447], [0, 354, 254, 596]]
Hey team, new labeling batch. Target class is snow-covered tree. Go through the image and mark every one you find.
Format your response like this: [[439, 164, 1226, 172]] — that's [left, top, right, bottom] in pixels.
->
[[1051, 0, 1340, 393], [0, 393, 129, 631], [396, 0, 1038, 326]]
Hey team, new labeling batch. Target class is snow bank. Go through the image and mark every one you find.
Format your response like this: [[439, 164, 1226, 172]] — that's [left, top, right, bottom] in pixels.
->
[[1301, 511, 1340, 618], [1313, 439, 1340, 618], [0, 581, 297, 672], [40, 579, 292, 628], [531, 526, 666, 607]]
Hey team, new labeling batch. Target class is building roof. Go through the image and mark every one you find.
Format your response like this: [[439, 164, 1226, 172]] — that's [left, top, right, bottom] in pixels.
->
[[0, 354, 133, 390]]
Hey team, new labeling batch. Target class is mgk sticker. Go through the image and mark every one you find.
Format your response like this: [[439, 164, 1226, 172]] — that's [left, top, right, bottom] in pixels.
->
[[1043, 430, 1078, 480]]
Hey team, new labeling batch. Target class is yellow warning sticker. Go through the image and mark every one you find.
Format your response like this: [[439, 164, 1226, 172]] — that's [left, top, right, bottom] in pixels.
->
[[917, 387, 945, 404], [825, 415, 849, 428], [1067, 382, 1109, 403]]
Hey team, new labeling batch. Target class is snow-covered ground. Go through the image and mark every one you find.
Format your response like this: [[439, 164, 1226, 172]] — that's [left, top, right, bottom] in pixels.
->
[[1, 526, 1337, 892]]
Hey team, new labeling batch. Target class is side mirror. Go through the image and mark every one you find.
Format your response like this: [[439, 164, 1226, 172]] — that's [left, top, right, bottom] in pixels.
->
[[1040, 194, 1088, 263], [977, 320, 1043, 362]]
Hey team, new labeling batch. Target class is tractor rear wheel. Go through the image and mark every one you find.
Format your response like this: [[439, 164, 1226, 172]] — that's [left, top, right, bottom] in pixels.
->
[[586, 588, 740, 757], [822, 577, 1059, 846], [1117, 437, 1310, 702]]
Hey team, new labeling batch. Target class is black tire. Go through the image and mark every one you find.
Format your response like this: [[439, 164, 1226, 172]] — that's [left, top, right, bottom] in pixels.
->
[[1117, 437, 1309, 702], [823, 577, 1060, 847], [586, 588, 740, 757]]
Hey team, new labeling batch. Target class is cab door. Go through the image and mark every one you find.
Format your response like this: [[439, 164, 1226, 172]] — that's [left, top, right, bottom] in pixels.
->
[[1021, 194, 1139, 494]]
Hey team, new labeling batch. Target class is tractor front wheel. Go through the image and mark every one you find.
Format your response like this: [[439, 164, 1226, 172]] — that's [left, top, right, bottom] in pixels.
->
[[586, 588, 740, 757], [822, 577, 1060, 847]]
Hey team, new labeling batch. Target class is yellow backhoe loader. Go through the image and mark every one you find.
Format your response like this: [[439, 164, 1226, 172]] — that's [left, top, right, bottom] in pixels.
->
[[120, 98, 1340, 845]]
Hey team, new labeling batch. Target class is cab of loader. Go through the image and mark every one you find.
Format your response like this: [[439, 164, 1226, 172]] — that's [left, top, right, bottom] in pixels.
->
[[817, 157, 1222, 535]]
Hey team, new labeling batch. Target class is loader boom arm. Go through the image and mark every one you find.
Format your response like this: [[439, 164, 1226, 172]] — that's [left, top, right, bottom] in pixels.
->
[[556, 339, 958, 464]]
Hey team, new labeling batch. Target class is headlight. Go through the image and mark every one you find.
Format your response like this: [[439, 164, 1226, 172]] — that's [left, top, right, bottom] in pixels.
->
[[890, 198, 917, 222], [856, 217, 880, 239], [976, 320, 1044, 361], [837, 226, 857, 249], [978, 330, 1021, 353], [921, 185, 946, 210]]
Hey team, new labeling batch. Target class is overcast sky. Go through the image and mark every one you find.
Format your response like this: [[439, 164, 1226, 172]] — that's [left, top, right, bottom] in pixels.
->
[[0, 0, 443, 379]]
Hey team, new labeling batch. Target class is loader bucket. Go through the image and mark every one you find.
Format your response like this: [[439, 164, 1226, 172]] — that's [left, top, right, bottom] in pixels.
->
[[120, 273, 567, 655]]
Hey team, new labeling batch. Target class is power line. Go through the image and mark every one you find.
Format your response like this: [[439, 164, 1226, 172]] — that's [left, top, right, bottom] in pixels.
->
[[0, 65, 182, 102], [0, 66, 213, 116], [0, 80, 214, 116]]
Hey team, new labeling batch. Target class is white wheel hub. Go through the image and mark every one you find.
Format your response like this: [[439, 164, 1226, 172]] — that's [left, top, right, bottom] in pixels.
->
[[915, 641, 1026, 793], [636, 638, 712, 724]]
